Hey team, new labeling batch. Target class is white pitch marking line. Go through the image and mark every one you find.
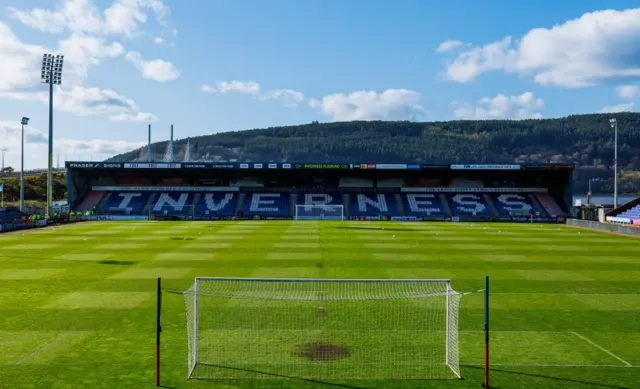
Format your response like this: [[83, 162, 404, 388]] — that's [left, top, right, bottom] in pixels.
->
[[14, 331, 71, 365], [466, 363, 638, 368], [570, 332, 632, 367]]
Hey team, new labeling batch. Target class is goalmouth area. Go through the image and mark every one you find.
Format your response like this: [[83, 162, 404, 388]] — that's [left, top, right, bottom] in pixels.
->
[[0, 220, 639, 388]]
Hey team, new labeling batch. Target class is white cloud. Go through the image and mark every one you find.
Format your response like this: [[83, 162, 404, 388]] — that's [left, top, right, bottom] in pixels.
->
[[10, 0, 172, 39], [616, 85, 640, 100], [441, 37, 514, 83], [0, 121, 144, 169], [0, 22, 155, 121], [440, 9, 640, 87], [55, 86, 138, 115], [215, 80, 261, 94], [9, 0, 102, 35], [153, 36, 164, 44], [0, 23, 49, 91], [600, 102, 634, 113], [199, 84, 217, 93], [199, 81, 261, 94], [309, 89, 424, 121], [125, 51, 181, 82], [58, 34, 125, 86], [451, 92, 545, 120], [259, 89, 305, 107], [0, 23, 124, 91], [109, 111, 158, 122], [435, 40, 465, 53]]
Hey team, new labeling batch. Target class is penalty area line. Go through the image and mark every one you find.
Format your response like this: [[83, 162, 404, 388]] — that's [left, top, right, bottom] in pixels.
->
[[14, 331, 71, 365], [570, 332, 632, 367]]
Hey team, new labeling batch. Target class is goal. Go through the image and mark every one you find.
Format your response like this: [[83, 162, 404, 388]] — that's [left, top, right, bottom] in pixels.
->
[[294, 204, 344, 220], [182, 278, 461, 381]]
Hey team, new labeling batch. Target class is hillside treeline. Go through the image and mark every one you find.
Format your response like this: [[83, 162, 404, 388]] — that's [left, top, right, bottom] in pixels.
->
[[107, 113, 640, 194], [0, 174, 67, 204]]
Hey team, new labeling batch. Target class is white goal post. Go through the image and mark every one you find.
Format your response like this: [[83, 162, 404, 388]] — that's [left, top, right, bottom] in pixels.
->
[[182, 278, 461, 381], [294, 204, 344, 220]]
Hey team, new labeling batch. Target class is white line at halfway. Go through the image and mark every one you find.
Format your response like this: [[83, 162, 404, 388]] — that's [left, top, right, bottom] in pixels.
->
[[570, 332, 632, 367]]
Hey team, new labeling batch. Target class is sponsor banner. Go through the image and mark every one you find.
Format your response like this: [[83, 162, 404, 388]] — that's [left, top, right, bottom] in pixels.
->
[[67, 162, 123, 169], [268, 163, 278, 169], [92, 186, 239, 192], [263, 216, 294, 220], [567, 219, 640, 235], [391, 216, 421, 221], [182, 163, 235, 169], [124, 163, 181, 169], [523, 164, 573, 170], [606, 216, 632, 224], [633, 219, 640, 225], [193, 216, 221, 220], [407, 164, 421, 169], [282, 163, 292, 169], [422, 216, 446, 221], [223, 216, 251, 221], [376, 164, 407, 170], [420, 164, 449, 169], [350, 216, 381, 221], [253, 163, 263, 169], [402, 187, 547, 193], [88, 215, 148, 221], [295, 164, 343, 169], [450, 164, 520, 170], [240, 163, 249, 168]]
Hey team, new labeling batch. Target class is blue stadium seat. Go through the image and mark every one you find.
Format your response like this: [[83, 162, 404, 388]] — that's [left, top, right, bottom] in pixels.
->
[[350, 193, 399, 216], [242, 193, 290, 216], [491, 193, 540, 216], [194, 192, 237, 216], [447, 193, 492, 216], [402, 193, 446, 216], [618, 205, 640, 219], [103, 192, 150, 214]]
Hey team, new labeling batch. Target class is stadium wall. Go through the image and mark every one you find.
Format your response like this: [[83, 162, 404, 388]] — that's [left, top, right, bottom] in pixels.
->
[[566, 219, 640, 236]]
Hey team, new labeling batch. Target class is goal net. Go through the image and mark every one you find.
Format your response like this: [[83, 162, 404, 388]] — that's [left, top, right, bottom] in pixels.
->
[[182, 278, 461, 381], [294, 204, 344, 220]]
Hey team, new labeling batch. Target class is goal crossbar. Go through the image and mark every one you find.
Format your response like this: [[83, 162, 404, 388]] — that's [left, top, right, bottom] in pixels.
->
[[183, 277, 461, 381], [194, 277, 451, 282]]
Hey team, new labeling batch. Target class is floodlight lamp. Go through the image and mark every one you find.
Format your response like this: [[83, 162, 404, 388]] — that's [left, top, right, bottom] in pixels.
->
[[609, 118, 616, 124], [21, 117, 29, 125]]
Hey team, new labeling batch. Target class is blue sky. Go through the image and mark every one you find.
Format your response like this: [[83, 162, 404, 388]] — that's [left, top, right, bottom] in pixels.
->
[[0, 0, 639, 168]]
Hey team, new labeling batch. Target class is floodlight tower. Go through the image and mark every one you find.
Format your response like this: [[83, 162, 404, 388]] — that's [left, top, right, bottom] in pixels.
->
[[21, 117, 30, 212], [609, 118, 618, 209], [41, 53, 64, 218]]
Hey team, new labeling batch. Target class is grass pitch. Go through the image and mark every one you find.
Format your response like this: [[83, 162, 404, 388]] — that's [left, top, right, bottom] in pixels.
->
[[0, 221, 639, 389]]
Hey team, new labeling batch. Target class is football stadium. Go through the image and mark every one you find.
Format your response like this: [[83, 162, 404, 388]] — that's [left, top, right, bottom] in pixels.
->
[[2, 2, 640, 388], [2, 161, 640, 389]]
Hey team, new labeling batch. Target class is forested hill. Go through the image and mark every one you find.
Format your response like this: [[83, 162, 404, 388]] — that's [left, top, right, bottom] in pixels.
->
[[108, 113, 640, 193]]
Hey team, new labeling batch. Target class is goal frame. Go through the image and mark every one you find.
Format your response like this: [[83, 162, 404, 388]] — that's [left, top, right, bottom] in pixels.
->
[[294, 204, 345, 220], [184, 277, 461, 381]]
